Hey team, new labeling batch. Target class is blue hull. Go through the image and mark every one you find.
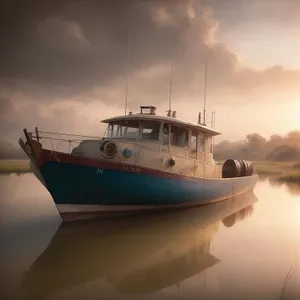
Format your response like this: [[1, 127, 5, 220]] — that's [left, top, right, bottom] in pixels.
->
[[40, 161, 258, 206]]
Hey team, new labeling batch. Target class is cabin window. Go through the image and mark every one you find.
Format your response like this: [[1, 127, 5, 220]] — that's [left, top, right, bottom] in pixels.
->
[[190, 130, 197, 154], [189, 130, 198, 158], [170, 126, 188, 148], [118, 120, 140, 139], [141, 121, 160, 140], [107, 123, 119, 138], [162, 123, 169, 145], [124, 120, 140, 139], [199, 132, 205, 152]]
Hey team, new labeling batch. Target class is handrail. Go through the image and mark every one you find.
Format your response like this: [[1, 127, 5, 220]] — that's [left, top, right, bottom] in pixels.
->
[[31, 136, 84, 143], [26, 128, 222, 178], [29, 130, 102, 139], [27, 127, 104, 155]]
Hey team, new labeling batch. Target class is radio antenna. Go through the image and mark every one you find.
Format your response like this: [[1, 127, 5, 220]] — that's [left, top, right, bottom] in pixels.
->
[[203, 62, 208, 125], [167, 56, 173, 117], [124, 28, 131, 116]]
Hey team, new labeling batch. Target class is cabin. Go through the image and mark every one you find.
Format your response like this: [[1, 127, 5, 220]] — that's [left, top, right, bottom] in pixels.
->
[[73, 106, 222, 179]]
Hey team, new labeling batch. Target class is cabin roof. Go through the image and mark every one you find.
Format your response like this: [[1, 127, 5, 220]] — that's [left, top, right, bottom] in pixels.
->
[[101, 113, 221, 136]]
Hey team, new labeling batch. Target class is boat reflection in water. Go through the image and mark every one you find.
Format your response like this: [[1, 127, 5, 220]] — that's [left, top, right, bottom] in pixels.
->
[[22, 192, 258, 299]]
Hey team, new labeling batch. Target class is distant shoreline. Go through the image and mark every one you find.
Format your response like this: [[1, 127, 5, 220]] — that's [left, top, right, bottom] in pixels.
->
[[0, 159, 32, 174], [0, 159, 299, 183]]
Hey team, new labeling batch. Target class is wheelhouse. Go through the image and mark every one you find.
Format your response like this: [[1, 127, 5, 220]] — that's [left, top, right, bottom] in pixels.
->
[[101, 106, 220, 163]]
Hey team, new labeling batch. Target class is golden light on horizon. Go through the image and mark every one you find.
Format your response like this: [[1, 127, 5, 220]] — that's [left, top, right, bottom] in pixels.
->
[[295, 101, 300, 114], [293, 101, 300, 129], [297, 205, 300, 229]]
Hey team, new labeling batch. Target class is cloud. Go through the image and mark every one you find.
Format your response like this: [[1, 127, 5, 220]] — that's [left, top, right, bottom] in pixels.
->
[[38, 17, 92, 54], [1, 0, 299, 94], [0, 0, 299, 145]]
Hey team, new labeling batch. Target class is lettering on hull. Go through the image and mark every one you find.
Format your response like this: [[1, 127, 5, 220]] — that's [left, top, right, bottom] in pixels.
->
[[124, 166, 141, 173], [96, 168, 104, 174]]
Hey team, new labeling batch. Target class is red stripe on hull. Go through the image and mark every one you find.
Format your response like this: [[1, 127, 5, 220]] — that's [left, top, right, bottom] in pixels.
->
[[41, 149, 257, 183]]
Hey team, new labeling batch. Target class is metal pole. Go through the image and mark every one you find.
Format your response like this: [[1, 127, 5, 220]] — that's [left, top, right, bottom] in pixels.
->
[[124, 28, 131, 116], [203, 62, 208, 125], [168, 56, 173, 116]]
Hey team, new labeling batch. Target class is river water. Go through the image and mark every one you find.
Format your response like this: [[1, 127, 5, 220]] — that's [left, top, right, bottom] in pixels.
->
[[0, 174, 299, 300]]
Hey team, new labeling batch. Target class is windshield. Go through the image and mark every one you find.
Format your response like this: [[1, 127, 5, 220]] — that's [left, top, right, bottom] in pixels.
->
[[141, 121, 160, 140], [107, 119, 161, 140], [107, 120, 140, 139]]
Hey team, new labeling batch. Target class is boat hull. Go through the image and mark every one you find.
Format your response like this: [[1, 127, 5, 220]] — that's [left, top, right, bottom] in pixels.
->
[[29, 149, 258, 221]]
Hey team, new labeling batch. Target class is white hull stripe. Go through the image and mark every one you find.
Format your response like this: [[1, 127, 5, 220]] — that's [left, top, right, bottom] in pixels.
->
[[56, 189, 252, 214]]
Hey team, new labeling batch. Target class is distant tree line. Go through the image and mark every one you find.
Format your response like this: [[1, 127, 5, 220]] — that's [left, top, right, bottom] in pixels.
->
[[214, 130, 300, 162]]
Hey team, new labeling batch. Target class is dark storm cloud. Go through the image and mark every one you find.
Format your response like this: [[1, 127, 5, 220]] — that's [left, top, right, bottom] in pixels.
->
[[1, 0, 233, 110], [1, 0, 299, 101], [0, 0, 198, 87]]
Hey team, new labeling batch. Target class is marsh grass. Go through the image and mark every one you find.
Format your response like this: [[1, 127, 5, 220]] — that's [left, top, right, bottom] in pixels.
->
[[0, 160, 31, 174], [277, 172, 300, 183], [253, 161, 297, 175]]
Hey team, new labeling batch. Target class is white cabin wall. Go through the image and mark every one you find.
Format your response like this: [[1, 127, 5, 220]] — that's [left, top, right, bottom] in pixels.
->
[[72, 119, 223, 179], [136, 144, 164, 169], [194, 161, 205, 178]]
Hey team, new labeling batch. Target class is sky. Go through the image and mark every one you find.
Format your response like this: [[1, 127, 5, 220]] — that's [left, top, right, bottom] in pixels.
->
[[0, 0, 299, 148]]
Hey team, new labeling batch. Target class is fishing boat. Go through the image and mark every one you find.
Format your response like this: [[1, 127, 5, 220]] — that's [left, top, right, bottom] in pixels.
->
[[18, 105, 258, 221]]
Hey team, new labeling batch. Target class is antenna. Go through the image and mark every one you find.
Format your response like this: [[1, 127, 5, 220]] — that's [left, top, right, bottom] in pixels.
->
[[212, 111, 216, 129], [124, 28, 131, 116], [213, 111, 216, 129], [212, 110, 216, 154], [198, 112, 201, 124], [167, 56, 173, 117], [203, 62, 208, 125], [211, 111, 216, 129]]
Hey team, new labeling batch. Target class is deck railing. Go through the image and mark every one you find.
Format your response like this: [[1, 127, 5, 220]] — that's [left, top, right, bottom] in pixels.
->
[[25, 127, 222, 179], [27, 127, 103, 154]]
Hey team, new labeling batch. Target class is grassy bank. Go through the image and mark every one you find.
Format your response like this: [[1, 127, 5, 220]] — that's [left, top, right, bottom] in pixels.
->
[[0, 160, 32, 174], [253, 161, 297, 175], [276, 172, 300, 183], [246, 161, 300, 183]]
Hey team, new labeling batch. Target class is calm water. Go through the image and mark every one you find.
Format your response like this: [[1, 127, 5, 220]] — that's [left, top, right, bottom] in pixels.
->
[[0, 174, 299, 300]]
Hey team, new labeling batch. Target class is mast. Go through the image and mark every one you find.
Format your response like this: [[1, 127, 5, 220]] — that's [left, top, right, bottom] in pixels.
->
[[167, 56, 173, 117], [211, 111, 216, 129], [212, 110, 216, 154], [203, 62, 208, 126], [124, 28, 131, 116]]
